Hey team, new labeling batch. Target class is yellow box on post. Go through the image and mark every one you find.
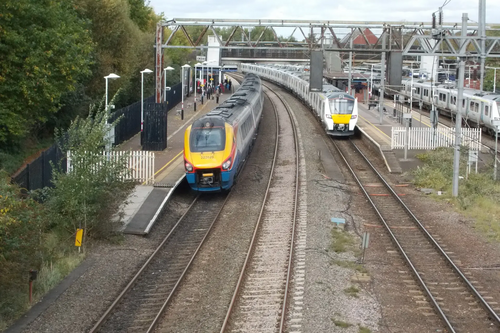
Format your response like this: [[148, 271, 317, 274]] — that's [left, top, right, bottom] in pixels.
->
[[75, 228, 83, 247]]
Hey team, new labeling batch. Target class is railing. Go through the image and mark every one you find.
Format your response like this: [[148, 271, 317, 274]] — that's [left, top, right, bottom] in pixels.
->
[[391, 127, 482, 151], [67, 151, 155, 185]]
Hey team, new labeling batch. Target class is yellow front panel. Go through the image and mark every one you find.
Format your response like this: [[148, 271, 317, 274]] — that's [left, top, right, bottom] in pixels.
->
[[184, 123, 235, 169], [331, 114, 351, 124]]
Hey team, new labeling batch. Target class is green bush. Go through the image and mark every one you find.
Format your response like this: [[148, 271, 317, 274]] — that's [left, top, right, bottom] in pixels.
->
[[411, 147, 500, 240], [0, 172, 47, 328]]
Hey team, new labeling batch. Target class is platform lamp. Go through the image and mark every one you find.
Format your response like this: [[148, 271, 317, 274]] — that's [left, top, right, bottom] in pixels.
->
[[163, 66, 174, 104], [194, 63, 201, 111], [181, 64, 191, 120], [104, 73, 120, 151], [140, 68, 153, 145]]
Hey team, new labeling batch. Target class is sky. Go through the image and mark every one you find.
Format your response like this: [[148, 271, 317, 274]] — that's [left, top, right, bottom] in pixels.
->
[[148, 0, 500, 26]]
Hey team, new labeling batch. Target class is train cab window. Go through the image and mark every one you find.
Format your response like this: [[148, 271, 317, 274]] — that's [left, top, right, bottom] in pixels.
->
[[190, 127, 226, 152], [330, 98, 354, 114], [485, 105, 489, 116], [470, 101, 478, 112]]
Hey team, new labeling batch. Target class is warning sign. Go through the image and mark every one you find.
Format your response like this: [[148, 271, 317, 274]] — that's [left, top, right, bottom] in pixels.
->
[[75, 228, 83, 247]]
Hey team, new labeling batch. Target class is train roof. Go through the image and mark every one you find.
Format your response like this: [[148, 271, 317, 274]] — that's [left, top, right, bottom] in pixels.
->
[[202, 73, 261, 124]]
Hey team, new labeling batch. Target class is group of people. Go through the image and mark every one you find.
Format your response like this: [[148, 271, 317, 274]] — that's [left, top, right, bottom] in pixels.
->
[[199, 77, 233, 104]]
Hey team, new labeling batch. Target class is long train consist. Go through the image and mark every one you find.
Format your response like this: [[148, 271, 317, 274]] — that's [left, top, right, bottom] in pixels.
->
[[399, 79, 500, 136], [184, 73, 264, 192], [241, 63, 358, 136]]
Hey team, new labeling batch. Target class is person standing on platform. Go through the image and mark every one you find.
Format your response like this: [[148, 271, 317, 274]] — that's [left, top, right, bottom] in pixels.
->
[[216, 89, 220, 104], [228, 79, 232, 93]]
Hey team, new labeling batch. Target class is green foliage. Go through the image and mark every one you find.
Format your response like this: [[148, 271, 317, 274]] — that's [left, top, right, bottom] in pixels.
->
[[45, 106, 135, 240], [331, 319, 352, 328], [330, 227, 357, 253], [412, 147, 469, 191], [334, 260, 367, 273], [127, 0, 155, 32], [0, 0, 94, 147], [344, 285, 360, 297], [359, 327, 372, 333], [0, 171, 47, 326], [411, 147, 500, 241]]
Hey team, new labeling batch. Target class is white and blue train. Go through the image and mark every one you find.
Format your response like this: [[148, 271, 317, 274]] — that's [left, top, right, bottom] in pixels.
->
[[241, 63, 358, 136], [401, 79, 500, 136]]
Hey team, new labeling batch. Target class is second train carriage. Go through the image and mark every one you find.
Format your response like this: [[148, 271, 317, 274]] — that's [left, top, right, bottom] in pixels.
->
[[397, 79, 500, 136], [241, 63, 358, 136], [184, 73, 264, 192]]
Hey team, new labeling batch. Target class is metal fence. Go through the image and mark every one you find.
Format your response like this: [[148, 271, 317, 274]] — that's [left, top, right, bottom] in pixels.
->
[[11, 82, 183, 191], [11, 144, 67, 191], [391, 127, 482, 151]]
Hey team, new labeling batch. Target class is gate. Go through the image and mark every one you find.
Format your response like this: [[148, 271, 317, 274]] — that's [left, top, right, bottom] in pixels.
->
[[143, 102, 167, 151]]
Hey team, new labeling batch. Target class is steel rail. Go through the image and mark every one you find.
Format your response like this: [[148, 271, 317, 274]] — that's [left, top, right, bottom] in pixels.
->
[[332, 138, 500, 331], [89, 195, 200, 332]]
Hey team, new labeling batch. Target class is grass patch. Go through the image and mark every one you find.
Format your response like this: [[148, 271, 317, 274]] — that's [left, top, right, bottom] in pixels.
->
[[0, 243, 84, 331], [333, 259, 367, 273], [411, 147, 500, 241], [359, 326, 371, 333], [330, 227, 358, 253], [344, 285, 360, 297], [33, 253, 84, 300], [332, 319, 353, 328], [0, 137, 54, 175]]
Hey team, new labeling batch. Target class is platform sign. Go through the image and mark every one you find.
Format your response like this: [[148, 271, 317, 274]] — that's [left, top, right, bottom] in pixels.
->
[[75, 228, 83, 247], [196, 56, 206, 62]]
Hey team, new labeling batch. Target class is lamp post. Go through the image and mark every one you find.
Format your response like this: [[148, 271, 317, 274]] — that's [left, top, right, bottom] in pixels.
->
[[104, 73, 120, 112], [194, 62, 201, 111], [104, 73, 120, 151], [163, 66, 174, 103], [181, 64, 191, 120], [140, 69, 153, 145]]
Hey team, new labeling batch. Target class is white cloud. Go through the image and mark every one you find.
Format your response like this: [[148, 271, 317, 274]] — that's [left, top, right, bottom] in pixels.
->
[[150, 0, 500, 24]]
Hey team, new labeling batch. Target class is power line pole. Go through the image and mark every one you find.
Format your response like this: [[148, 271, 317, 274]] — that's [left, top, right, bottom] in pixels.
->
[[479, 0, 486, 92], [452, 13, 468, 197], [379, 28, 387, 124]]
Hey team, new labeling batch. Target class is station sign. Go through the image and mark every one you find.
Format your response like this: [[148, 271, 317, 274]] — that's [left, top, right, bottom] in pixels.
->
[[196, 56, 206, 62]]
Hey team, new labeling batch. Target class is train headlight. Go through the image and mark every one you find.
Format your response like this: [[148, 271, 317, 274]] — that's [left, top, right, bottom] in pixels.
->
[[222, 157, 232, 170], [185, 160, 193, 172], [351, 115, 358, 119], [325, 114, 332, 119]]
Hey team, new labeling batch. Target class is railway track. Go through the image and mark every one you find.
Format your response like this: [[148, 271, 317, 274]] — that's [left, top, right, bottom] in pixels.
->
[[332, 137, 500, 332], [220, 81, 305, 333], [89, 193, 230, 333]]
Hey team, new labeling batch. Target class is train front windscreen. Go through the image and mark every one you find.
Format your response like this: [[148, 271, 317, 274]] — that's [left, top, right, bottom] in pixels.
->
[[330, 98, 354, 115], [190, 127, 226, 152]]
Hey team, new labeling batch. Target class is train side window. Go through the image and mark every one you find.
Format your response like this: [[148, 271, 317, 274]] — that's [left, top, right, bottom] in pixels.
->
[[424, 89, 429, 97], [451, 96, 456, 105], [485, 105, 489, 116], [416, 87, 421, 94]]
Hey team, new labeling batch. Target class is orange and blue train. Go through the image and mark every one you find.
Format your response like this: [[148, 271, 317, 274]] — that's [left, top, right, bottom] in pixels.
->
[[184, 73, 264, 192]]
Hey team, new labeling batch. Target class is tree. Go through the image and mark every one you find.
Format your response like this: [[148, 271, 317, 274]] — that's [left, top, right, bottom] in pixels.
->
[[0, 0, 94, 148], [46, 101, 134, 241]]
